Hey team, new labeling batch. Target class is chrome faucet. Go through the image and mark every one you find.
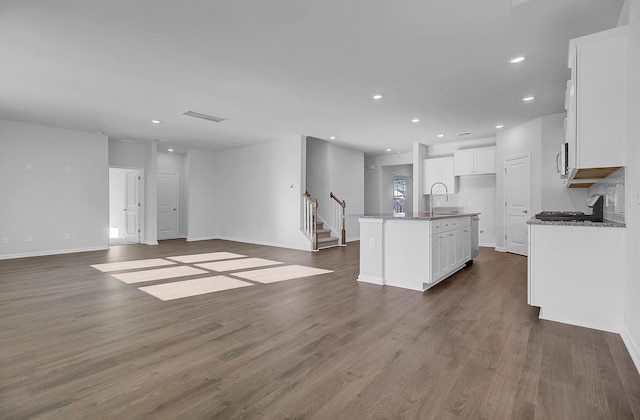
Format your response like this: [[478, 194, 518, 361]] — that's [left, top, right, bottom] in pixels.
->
[[429, 182, 449, 215]]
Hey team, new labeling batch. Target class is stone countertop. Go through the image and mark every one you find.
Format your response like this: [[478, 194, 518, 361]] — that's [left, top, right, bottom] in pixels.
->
[[527, 218, 626, 228], [346, 212, 480, 221]]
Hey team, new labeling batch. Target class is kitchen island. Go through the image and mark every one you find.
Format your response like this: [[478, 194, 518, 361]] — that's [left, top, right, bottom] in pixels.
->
[[349, 212, 479, 292]]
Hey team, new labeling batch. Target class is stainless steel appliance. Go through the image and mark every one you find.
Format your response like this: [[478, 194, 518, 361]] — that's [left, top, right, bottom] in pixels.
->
[[470, 216, 479, 259], [534, 194, 604, 222], [557, 142, 569, 178]]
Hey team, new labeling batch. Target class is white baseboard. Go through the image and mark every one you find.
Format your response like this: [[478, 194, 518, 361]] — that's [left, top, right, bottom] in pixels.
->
[[215, 235, 309, 252], [143, 240, 159, 246], [357, 275, 384, 285], [479, 242, 496, 248], [0, 245, 109, 260], [186, 236, 217, 242], [346, 236, 360, 242], [621, 328, 640, 376], [494, 247, 506, 252]]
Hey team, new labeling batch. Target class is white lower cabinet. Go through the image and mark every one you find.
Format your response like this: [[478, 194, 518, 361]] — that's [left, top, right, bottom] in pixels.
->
[[430, 217, 472, 284], [527, 223, 624, 333]]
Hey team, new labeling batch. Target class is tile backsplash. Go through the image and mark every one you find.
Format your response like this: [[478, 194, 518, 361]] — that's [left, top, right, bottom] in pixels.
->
[[588, 168, 625, 223]]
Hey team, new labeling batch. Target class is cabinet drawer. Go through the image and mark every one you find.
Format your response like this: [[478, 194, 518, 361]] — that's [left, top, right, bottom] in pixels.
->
[[440, 217, 470, 232], [431, 220, 442, 234]]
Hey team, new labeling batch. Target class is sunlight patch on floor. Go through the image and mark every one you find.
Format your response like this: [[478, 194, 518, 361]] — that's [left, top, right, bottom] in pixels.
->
[[234, 265, 334, 284], [91, 258, 175, 272], [111, 266, 207, 284], [138, 276, 253, 301], [195, 258, 283, 272], [166, 252, 247, 263]]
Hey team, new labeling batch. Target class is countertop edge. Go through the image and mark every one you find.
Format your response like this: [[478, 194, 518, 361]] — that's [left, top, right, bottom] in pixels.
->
[[527, 219, 626, 228], [347, 212, 480, 221]]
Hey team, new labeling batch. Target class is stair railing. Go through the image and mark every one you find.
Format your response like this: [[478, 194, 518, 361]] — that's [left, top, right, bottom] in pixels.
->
[[303, 192, 319, 251], [330, 192, 346, 246]]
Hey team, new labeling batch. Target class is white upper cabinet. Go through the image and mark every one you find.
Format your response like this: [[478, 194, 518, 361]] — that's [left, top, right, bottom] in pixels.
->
[[423, 157, 456, 194], [454, 147, 495, 176], [565, 26, 627, 186]]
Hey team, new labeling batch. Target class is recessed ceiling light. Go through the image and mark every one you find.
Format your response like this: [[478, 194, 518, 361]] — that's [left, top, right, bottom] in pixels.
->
[[411, 118, 420, 123], [372, 94, 383, 100], [397, 151, 402, 154], [495, 124, 504, 129], [168, 148, 174, 152], [522, 96, 535, 102], [386, 148, 392, 152], [510, 56, 525, 64], [329, 136, 336, 140], [151, 120, 161, 124], [436, 134, 444, 138]]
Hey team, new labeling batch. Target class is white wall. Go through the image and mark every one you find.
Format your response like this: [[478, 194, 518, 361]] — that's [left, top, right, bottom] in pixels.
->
[[185, 148, 218, 241], [623, 0, 640, 373], [108, 168, 127, 239], [157, 152, 188, 238], [109, 139, 158, 245], [306, 137, 364, 241], [364, 152, 412, 215], [0, 119, 109, 258], [217, 136, 309, 250]]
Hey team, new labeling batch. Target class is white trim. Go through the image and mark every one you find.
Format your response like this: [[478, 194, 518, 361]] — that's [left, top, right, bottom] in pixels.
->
[[479, 242, 497, 248], [143, 240, 159, 246], [538, 309, 622, 334], [215, 235, 309, 252], [0, 246, 109, 260], [621, 328, 640, 376], [357, 275, 384, 285], [186, 236, 217, 242]]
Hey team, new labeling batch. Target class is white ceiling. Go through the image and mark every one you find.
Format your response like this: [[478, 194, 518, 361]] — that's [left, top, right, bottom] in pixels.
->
[[0, 0, 624, 155]]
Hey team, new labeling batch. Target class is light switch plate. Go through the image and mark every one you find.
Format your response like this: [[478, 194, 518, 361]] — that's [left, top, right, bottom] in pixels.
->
[[369, 238, 376, 248]]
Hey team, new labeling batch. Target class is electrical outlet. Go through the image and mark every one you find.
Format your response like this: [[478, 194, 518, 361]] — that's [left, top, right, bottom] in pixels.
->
[[26, 163, 32, 170], [369, 238, 376, 248], [64, 166, 71, 173], [26, 235, 33, 242], [65, 233, 71, 240], [2, 237, 8, 244]]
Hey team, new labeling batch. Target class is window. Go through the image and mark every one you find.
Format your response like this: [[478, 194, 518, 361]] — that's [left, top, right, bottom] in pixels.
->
[[393, 176, 406, 215]]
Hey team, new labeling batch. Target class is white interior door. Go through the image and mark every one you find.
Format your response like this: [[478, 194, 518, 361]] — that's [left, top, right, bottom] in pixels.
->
[[157, 173, 178, 240], [504, 154, 530, 256], [124, 171, 140, 242]]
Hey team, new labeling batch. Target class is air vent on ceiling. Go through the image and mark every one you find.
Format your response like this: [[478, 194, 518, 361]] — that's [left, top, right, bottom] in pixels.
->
[[457, 132, 471, 136], [508, 0, 537, 8], [182, 110, 225, 123]]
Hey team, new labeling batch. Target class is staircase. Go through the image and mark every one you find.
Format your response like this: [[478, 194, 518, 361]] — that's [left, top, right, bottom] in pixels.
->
[[315, 220, 339, 249]]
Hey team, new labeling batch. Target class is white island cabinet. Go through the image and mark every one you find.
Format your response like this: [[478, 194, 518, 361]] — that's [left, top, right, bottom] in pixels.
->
[[527, 220, 625, 333], [355, 213, 478, 292]]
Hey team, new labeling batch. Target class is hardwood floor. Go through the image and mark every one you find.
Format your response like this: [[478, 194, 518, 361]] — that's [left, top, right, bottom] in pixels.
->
[[1, 240, 639, 419]]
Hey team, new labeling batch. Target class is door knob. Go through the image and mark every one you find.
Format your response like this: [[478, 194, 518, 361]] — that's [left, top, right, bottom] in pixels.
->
[[523, 210, 528, 213]]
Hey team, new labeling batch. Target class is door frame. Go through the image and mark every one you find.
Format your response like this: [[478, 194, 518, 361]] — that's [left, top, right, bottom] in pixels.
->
[[503, 153, 531, 256], [156, 172, 179, 240], [109, 165, 145, 245]]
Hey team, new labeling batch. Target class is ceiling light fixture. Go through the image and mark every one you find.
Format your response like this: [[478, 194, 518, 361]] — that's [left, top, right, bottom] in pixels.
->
[[411, 118, 420, 123], [496, 124, 504, 129], [151, 120, 161, 124], [509, 56, 525, 64], [329, 136, 336, 140], [386, 148, 392, 152], [522, 96, 535, 102], [437, 134, 444, 138], [182, 110, 225, 123], [373, 94, 383, 100]]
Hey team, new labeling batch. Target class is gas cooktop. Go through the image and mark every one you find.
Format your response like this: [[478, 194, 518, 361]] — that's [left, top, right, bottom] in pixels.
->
[[534, 211, 601, 222]]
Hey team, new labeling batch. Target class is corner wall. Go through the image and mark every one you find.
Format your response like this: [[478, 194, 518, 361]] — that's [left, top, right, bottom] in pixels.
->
[[0, 119, 109, 258], [216, 135, 308, 250], [623, 0, 640, 373]]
